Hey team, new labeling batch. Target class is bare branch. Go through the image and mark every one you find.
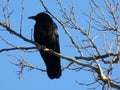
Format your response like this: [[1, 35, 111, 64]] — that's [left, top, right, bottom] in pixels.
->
[[20, 0, 24, 35], [8, 54, 46, 79], [0, 47, 36, 53]]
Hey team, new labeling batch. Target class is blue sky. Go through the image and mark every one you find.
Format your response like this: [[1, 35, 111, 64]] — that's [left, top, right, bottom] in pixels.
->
[[0, 0, 119, 90]]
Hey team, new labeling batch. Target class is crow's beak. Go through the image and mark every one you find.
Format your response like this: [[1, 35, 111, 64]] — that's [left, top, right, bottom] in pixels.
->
[[28, 16, 36, 20]]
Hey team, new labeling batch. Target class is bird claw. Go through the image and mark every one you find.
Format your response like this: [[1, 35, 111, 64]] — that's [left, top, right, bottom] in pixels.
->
[[41, 45, 46, 49]]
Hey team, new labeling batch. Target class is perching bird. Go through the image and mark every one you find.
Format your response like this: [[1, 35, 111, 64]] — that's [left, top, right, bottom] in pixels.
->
[[29, 12, 61, 79]]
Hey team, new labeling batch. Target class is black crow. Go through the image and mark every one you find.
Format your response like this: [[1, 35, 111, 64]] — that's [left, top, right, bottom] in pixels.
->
[[29, 12, 61, 79]]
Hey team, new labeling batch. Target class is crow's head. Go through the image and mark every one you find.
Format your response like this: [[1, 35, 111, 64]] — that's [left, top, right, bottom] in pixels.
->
[[28, 12, 53, 24]]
